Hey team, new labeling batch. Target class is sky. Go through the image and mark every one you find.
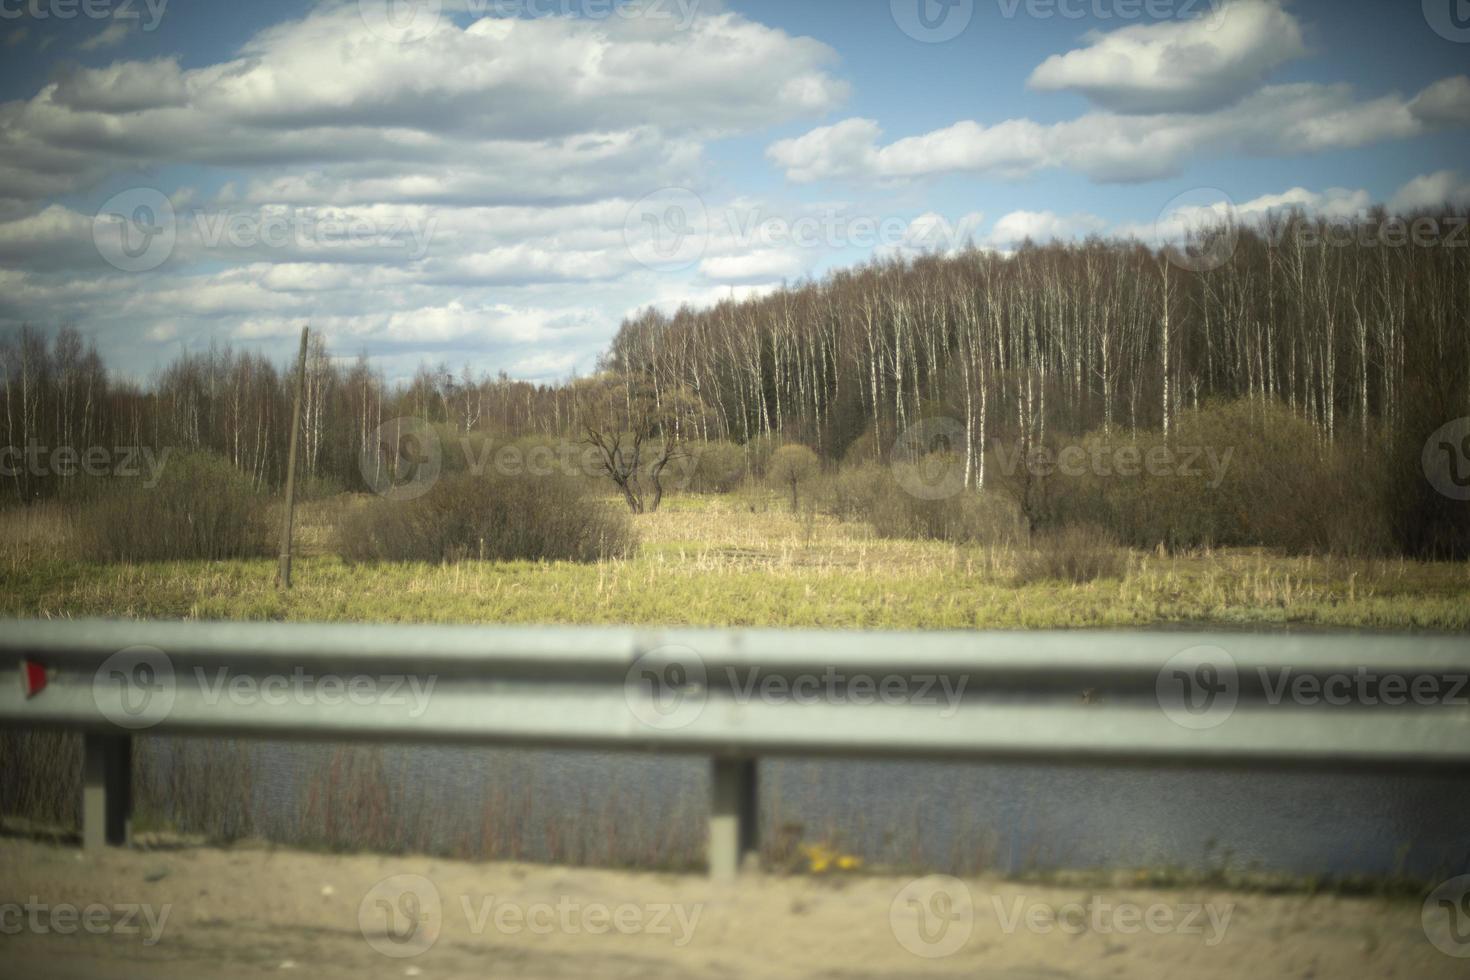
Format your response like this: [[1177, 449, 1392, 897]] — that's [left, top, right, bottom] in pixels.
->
[[0, 0, 1467, 384]]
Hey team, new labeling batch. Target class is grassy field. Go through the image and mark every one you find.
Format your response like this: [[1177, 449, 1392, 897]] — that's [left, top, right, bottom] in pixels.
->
[[2, 492, 1467, 630]]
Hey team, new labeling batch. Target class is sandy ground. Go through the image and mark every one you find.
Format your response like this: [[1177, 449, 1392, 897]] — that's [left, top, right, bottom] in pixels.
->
[[0, 836, 1458, 980]]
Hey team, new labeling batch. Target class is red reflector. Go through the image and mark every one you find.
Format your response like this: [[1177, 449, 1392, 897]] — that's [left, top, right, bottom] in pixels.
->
[[20, 660, 46, 698]]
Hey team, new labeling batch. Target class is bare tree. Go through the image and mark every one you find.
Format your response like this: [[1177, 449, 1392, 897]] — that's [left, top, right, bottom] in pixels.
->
[[577, 374, 702, 514]]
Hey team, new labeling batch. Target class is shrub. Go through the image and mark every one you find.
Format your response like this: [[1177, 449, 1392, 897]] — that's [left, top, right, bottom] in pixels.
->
[[820, 461, 1023, 546], [689, 441, 748, 493], [76, 451, 271, 562], [867, 487, 1021, 546], [1014, 524, 1127, 584], [767, 444, 822, 511], [1385, 398, 1470, 560], [336, 470, 634, 563], [821, 462, 890, 523], [298, 474, 345, 502], [1047, 399, 1394, 556], [740, 434, 781, 479], [839, 419, 898, 467]]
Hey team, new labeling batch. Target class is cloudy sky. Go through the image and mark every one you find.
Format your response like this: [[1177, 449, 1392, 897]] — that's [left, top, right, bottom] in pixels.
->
[[0, 0, 1466, 383]]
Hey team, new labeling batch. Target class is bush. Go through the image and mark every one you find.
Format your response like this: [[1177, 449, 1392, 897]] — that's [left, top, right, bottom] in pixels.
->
[[336, 470, 634, 563], [1014, 524, 1127, 584], [740, 434, 781, 479], [820, 461, 1023, 546], [871, 490, 1022, 546], [821, 462, 890, 523], [77, 451, 271, 562], [767, 444, 821, 511], [298, 474, 345, 502], [1381, 395, 1470, 560], [689, 441, 748, 494], [1035, 399, 1395, 556]]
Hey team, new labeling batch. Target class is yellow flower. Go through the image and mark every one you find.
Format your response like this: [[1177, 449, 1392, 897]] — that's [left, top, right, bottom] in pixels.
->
[[799, 843, 861, 874]]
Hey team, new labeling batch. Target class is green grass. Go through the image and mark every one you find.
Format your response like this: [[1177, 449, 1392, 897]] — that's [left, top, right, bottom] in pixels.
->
[[2, 494, 1467, 630]]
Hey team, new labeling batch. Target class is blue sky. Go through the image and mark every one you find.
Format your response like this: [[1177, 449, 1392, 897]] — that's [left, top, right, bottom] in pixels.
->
[[0, 0, 1467, 383]]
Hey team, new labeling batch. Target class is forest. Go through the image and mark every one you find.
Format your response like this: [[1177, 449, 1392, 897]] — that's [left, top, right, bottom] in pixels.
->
[[4, 208, 1468, 559]]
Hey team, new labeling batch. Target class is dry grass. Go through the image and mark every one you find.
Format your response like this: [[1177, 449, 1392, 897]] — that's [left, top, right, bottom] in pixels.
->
[[641, 490, 1007, 573], [1014, 524, 1129, 584], [2, 492, 1468, 630], [0, 499, 81, 566]]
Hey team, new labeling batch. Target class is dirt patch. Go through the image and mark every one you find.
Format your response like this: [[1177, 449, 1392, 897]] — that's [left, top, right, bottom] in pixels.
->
[[0, 837, 1455, 979]]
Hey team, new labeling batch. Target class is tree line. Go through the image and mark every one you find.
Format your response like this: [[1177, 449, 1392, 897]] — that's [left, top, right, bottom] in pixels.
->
[[3, 207, 1467, 553], [603, 209, 1469, 478], [0, 327, 586, 502]]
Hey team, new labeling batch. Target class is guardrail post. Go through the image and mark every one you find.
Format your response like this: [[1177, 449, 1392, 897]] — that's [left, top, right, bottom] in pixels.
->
[[82, 733, 131, 851], [709, 757, 758, 878]]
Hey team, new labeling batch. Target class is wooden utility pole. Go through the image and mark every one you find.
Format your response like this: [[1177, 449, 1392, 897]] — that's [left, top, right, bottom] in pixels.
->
[[277, 326, 309, 589]]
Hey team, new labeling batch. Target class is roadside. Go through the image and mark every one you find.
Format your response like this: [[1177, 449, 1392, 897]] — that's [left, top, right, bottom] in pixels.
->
[[0, 836, 1458, 979]]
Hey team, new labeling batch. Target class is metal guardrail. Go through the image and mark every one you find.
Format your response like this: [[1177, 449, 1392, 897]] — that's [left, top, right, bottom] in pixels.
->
[[3, 619, 1469, 877]]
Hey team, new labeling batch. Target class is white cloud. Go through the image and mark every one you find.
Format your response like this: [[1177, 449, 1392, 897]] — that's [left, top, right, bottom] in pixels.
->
[[987, 210, 1108, 247], [52, 58, 189, 113], [1234, 186, 1372, 221], [0, 204, 97, 267], [699, 249, 805, 283], [0, 5, 846, 206], [769, 76, 1463, 185], [505, 350, 584, 382], [766, 119, 884, 185], [1388, 171, 1470, 213], [77, 21, 131, 52], [1028, 0, 1306, 113], [901, 211, 987, 254], [1111, 176, 1456, 249], [1410, 75, 1470, 128]]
